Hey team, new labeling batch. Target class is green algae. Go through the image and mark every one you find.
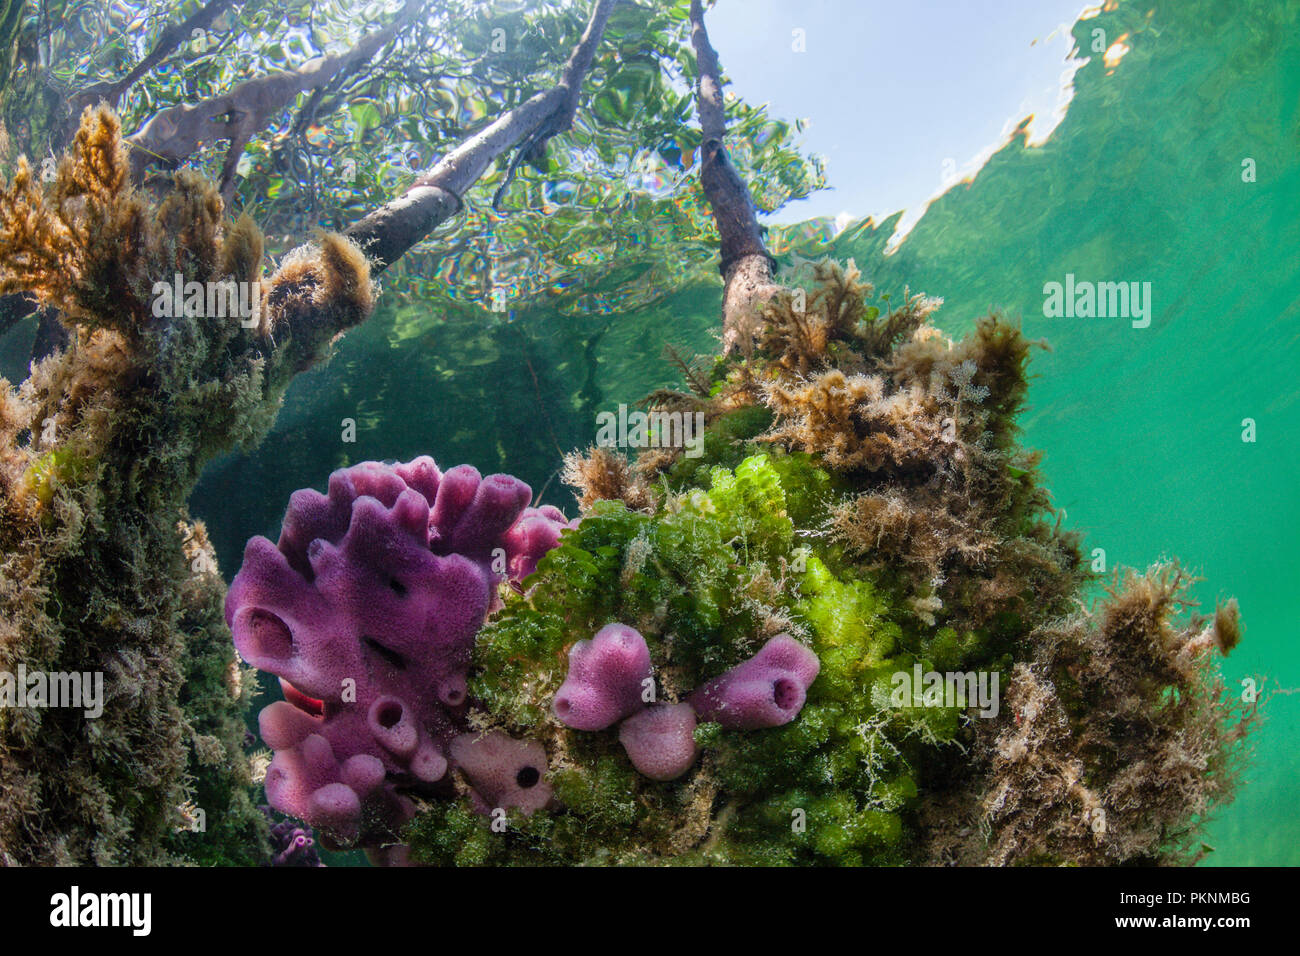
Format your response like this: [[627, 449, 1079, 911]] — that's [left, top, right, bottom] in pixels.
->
[[412, 450, 997, 865], [407, 256, 1250, 867]]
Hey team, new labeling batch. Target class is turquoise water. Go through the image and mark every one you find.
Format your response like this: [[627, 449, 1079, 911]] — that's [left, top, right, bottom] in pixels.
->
[[2, 0, 1292, 865]]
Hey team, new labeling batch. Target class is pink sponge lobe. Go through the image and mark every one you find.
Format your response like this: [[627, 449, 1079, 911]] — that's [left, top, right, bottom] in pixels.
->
[[688, 634, 820, 730], [553, 623, 654, 731], [618, 703, 700, 781], [450, 731, 553, 816], [500, 505, 573, 580]]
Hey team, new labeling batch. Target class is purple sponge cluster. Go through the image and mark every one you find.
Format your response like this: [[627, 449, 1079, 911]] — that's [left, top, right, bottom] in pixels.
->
[[226, 457, 568, 852], [552, 626, 820, 781]]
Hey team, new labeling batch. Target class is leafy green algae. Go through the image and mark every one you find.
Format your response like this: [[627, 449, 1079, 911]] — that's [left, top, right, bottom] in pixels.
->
[[411, 450, 994, 865]]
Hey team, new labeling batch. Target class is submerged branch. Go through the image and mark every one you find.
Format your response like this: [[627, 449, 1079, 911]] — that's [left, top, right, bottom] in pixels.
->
[[8, 1, 244, 363], [69, 0, 244, 120], [17, 0, 405, 366], [343, 0, 616, 273], [689, 0, 780, 355], [126, 0, 422, 202]]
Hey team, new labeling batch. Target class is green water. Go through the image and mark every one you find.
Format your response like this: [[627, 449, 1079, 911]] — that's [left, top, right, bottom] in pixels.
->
[[185, 0, 1298, 865]]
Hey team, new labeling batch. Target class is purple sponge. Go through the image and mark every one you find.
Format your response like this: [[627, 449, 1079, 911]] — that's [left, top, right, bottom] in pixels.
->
[[450, 731, 553, 815], [553, 623, 653, 730], [688, 634, 820, 729], [618, 703, 700, 781], [226, 456, 563, 851], [500, 504, 572, 580]]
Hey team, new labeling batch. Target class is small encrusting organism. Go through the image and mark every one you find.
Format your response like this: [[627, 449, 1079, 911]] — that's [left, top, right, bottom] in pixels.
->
[[449, 731, 554, 818], [619, 703, 700, 782], [224, 457, 568, 864], [262, 807, 325, 867]]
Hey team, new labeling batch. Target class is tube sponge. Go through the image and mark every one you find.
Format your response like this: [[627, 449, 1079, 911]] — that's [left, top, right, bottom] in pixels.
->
[[450, 731, 553, 815], [689, 634, 820, 729], [226, 456, 565, 851], [552, 623, 654, 730], [618, 703, 700, 781]]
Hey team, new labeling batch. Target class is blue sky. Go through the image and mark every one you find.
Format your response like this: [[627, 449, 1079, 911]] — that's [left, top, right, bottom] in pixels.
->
[[708, 0, 1092, 230]]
